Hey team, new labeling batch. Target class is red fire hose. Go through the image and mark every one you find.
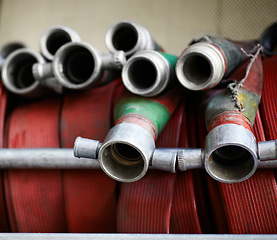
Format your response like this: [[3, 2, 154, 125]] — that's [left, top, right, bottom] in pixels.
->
[[60, 80, 119, 233], [4, 97, 66, 232]]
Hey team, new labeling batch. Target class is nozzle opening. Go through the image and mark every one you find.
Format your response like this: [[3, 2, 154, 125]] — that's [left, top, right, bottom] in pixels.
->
[[128, 58, 157, 89], [101, 142, 145, 182], [62, 46, 95, 84], [9, 53, 37, 89], [112, 24, 138, 52], [46, 30, 72, 55], [183, 54, 212, 85], [207, 145, 256, 182]]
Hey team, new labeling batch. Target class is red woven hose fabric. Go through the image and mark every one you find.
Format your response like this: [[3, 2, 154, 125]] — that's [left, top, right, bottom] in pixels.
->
[[204, 56, 277, 233], [4, 98, 66, 232], [60, 80, 120, 233], [117, 93, 185, 233], [0, 83, 10, 232]]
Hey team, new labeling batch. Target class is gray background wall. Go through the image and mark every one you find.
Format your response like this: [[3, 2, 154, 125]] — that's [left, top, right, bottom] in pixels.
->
[[0, 0, 276, 55]]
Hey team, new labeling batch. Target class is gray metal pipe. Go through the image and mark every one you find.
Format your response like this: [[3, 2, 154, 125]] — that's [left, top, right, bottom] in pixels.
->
[[0, 148, 99, 169]]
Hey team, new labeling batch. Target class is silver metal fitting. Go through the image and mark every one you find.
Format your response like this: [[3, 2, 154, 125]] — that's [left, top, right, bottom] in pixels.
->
[[1, 48, 48, 97], [204, 124, 258, 183], [258, 139, 277, 160], [98, 122, 155, 182], [176, 42, 226, 91], [105, 20, 156, 58], [74, 137, 101, 159], [178, 148, 203, 171], [0, 42, 25, 66], [122, 50, 171, 97], [151, 148, 177, 173], [40, 25, 81, 61], [52, 42, 124, 90]]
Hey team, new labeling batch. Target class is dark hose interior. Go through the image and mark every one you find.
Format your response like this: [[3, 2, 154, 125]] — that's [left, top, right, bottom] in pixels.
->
[[128, 59, 157, 89], [112, 25, 138, 52], [63, 46, 95, 84], [183, 54, 211, 85], [209, 145, 255, 181], [12, 54, 37, 89], [46, 30, 72, 55]]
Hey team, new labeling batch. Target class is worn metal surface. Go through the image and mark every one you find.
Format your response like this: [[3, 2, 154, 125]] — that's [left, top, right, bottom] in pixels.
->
[[122, 50, 177, 96]]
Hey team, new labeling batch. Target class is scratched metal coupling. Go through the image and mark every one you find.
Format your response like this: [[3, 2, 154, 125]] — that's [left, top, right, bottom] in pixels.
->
[[33, 41, 125, 91], [1, 48, 62, 97], [40, 25, 81, 61], [105, 20, 161, 58], [175, 37, 255, 91], [122, 50, 177, 97]]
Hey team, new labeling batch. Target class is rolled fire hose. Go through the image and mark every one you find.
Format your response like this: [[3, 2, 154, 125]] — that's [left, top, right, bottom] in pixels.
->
[[175, 36, 256, 91], [74, 84, 183, 182], [59, 79, 120, 233], [0, 81, 10, 231], [121, 50, 178, 97], [105, 20, 162, 58], [33, 41, 125, 91], [204, 53, 277, 233], [39, 25, 81, 61], [4, 98, 67, 232]]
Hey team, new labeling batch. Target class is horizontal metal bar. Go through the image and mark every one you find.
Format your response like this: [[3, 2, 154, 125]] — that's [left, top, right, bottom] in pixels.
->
[[0, 148, 100, 169], [0, 233, 276, 240]]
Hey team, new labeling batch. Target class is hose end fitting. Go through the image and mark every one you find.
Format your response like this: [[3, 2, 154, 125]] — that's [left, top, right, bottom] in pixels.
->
[[40, 25, 81, 61], [122, 50, 172, 97], [176, 42, 226, 91], [98, 122, 155, 182], [74, 137, 101, 159], [204, 123, 258, 183]]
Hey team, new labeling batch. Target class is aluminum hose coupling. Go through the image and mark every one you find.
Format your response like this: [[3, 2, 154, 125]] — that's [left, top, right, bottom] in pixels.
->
[[105, 20, 161, 58], [175, 36, 247, 91], [1, 48, 62, 98], [122, 50, 177, 97], [40, 25, 81, 61], [33, 41, 126, 91]]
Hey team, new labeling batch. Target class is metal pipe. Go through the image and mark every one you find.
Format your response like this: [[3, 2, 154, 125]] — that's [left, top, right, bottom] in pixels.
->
[[175, 37, 254, 91], [33, 42, 125, 91], [122, 50, 177, 97], [40, 25, 81, 61], [1, 48, 62, 97], [105, 20, 161, 58], [0, 148, 99, 169], [202, 45, 263, 183]]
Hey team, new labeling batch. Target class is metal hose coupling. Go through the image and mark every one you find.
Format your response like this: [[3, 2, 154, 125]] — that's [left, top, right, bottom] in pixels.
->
[[75, 86, 182, 182], [105, 20, 161, 58], [203, 45, 263, 183], [122, 50, 177, 97], [175, 36, 255, 91], [40, 25, 81, 61], [33, 41, 125, 91], [1, 48, 62, 98], [0, 41, 25, 66]]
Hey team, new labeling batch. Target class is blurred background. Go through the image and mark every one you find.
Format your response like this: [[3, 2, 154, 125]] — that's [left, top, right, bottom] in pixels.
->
[[0, 0, 276, 56]]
